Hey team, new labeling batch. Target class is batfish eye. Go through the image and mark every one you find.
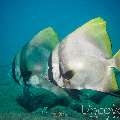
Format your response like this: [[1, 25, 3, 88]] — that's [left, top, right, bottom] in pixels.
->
[[62, 70, 74, 80]]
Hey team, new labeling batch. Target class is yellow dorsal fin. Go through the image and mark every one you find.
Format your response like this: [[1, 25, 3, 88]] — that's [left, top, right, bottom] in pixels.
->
[[30, 27, 59, 50], [76, 17, 112, 58]]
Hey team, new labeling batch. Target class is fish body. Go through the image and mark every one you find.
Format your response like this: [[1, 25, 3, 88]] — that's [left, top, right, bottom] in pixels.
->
[[12, 18, 120, 93], [12, 27, 59, 86], [12, 27, 70, 97], [52, 17, 120, 92]]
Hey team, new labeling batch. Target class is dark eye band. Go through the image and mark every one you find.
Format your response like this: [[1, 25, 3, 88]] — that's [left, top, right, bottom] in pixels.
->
[[62, 70, 74, 80]]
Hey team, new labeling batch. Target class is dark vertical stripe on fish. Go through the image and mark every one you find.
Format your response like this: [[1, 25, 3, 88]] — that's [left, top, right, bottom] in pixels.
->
[[48, 52, 58, 86]]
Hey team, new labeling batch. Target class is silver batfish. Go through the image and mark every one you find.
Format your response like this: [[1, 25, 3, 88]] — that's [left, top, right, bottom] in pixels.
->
[[52, 17, 120, 92]]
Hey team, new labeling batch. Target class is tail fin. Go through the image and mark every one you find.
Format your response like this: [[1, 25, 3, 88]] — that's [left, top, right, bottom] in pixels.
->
[[114, 49, 120, 70]]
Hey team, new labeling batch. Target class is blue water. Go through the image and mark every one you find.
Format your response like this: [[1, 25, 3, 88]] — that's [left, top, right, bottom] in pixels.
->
[[0, 0, 120, 119], [0, 0, 120, 65]]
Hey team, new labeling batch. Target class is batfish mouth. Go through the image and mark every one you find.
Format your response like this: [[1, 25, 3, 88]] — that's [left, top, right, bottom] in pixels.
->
[[63, 79, 71, 89]]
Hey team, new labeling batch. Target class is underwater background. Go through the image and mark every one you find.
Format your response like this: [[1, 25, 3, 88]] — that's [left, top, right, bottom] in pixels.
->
[[0, 0, 120, 120]]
